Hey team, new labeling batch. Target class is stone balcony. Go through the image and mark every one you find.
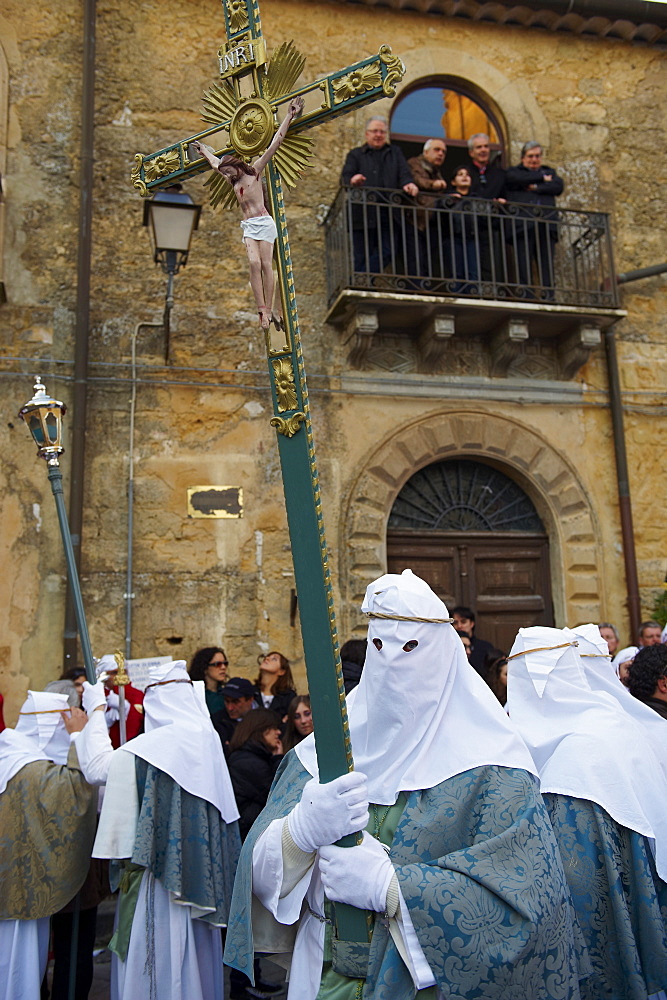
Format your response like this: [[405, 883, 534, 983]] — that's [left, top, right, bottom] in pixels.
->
[[323, 187, 625, 379]]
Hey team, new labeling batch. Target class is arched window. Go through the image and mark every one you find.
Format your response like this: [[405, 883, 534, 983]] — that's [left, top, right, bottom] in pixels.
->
[[390, 79, 506, 177], [388, 460, 543, 533], [386, 459, 553, 650]]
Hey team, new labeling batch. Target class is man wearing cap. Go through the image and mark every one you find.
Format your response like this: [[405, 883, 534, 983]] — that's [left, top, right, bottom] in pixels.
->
[[507, 625, 667, 999], [0, 691, 97, 1000], [75, 660, 242, 1000], [224, 570, 583, 1000], [211, 677, 258, 751]]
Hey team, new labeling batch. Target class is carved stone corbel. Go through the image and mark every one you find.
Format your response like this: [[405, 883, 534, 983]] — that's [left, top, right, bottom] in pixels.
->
[[417, 312, 455, 372], [489, 317, 529, 376], [558, 323, 601, 380], [343, 307, 379, 369]]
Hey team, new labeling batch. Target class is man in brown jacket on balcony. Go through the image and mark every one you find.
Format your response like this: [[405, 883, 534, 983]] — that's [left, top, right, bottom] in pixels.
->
[[408, 138, 447, 216], [407, 138, 447, 277]]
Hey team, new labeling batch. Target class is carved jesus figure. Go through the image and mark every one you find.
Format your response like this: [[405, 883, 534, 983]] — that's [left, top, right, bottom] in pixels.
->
[[192, 96, 304, 330]]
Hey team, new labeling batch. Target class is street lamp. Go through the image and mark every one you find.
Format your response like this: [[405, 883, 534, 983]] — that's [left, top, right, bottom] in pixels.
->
[[19, 378, 96, 683], [143, 186, 201, 354]]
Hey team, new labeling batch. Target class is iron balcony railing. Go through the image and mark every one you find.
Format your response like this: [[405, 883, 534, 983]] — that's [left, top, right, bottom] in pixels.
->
[[324, 186, 619, 310]]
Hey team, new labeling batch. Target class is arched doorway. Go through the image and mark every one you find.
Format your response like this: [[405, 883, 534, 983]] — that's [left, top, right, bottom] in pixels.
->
[[386, 459, 554, 653], [339, 409, 603, 643]]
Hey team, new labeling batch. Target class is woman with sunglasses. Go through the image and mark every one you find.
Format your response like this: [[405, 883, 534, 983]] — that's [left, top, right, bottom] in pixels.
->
[[188, 646, 229, 715]]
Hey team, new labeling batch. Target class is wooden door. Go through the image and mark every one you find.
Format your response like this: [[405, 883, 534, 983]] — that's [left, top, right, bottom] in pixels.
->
[[387, 530, 553, 654]]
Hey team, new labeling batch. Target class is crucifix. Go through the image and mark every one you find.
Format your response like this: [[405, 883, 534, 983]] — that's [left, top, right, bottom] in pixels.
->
[[131, 0, 406, 945]]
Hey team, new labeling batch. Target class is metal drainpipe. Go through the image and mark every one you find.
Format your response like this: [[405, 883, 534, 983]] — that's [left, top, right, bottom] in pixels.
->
[[124, 322, 165, 659], [63, 0, 97, 672], [604, 325, 642, 640], [617, 262, 667, 284]]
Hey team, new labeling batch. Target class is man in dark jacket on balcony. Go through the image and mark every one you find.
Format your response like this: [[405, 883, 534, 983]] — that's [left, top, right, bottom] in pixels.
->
[[506, 141, 564, 297], [466, 132, 507, 284], [340, 116, 418, 273]]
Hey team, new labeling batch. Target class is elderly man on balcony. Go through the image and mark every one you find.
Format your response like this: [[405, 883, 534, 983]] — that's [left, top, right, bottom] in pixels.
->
[[506, 141, 564, 299], [407, 138, 448, 276], [340, 117, 418, 275]]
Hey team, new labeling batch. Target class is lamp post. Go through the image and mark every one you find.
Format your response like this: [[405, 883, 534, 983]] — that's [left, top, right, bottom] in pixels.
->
[[143, 186, 201, 358], [19, 379, 96, 684]]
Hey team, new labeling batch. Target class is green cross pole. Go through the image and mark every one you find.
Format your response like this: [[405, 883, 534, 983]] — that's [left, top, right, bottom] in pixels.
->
[[132, 0, 406, 945]]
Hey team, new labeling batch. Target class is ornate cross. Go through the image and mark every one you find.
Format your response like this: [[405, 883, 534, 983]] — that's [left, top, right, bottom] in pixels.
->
[[131, 0, 406, 944]]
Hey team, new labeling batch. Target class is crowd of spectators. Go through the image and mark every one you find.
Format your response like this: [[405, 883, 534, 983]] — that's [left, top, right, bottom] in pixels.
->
[[340, 116, 565, 298]]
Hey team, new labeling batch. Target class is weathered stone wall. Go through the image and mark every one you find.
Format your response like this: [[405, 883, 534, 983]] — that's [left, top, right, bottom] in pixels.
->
[[0, 0, 664, 722]]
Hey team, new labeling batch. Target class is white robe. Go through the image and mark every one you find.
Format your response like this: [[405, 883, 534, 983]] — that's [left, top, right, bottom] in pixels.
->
[[111, 873, 223, 1000], [76, 711, 225, 1000], [0, 916, 50, 1000]]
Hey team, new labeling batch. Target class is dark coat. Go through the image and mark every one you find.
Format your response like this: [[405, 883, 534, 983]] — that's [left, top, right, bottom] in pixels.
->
[[227, 740, 283, 841], [469, 636, 495, 678], [639, 697, 667, 721], [439, 193, 478, 240], [505, 164, 563, 240], [253, 686, 296, 724], [505, 164, 564, 208], [467, 160, 507, 200], [211, 709, 237, 754], [341, 142, 414, 190]]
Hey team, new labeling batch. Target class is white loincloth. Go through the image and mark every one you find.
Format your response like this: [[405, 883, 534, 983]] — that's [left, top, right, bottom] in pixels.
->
[[240, 215, 278, 244]]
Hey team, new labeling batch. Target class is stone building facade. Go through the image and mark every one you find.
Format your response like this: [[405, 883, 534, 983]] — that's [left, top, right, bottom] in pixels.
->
[[1, 0, 665, 721]]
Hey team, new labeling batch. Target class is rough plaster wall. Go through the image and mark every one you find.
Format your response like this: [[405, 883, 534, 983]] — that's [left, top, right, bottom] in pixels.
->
[[0, 0, 665, 717]]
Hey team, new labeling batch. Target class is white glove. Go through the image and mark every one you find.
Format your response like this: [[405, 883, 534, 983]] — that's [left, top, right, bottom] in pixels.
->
[[319, 831, 395, 912], [82, 680, 107, 715], [287, 771, 369, 853]]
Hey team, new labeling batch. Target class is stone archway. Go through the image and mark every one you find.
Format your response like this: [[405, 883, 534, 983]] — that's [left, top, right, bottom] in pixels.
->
[[338, 409, 603, 637]]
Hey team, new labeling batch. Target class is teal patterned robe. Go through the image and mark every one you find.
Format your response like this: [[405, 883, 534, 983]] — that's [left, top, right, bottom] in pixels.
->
[[125, 759, 241, 926], [545, 794, 667, 1000], [224, 754, 584, 999]]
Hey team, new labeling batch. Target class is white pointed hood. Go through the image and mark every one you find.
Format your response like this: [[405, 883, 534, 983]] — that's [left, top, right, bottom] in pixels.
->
[[507, 625, 667, 881], [0, 691, 71, 794], [297, 569, 536, 804], [122, 660, 239, 823]]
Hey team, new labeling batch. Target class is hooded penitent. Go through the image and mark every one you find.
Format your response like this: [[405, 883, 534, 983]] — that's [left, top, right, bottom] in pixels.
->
[[0, 691, 97, 922], [121, 659, 239, 823], [507, 625, 667, 881], [565, 623, 667, 784], [297, 568, 535, 804], [0, 691, 71, 794]]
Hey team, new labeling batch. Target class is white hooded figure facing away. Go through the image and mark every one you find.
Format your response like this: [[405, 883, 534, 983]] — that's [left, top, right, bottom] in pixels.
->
[[507, 625, 667, 1000], [0, 691, 96, 1000], [75, 659, 241, 1000], [224, 569, 586, 1000]]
